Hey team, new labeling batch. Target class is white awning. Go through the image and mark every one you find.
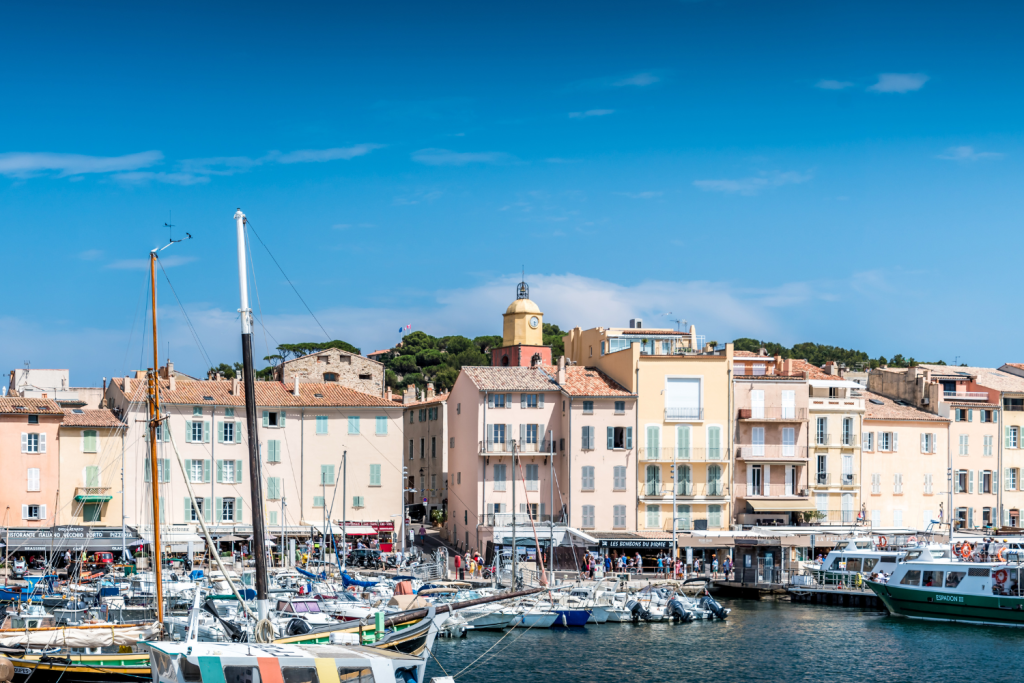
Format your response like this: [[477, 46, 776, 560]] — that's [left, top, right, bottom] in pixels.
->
[[312, 524, 378, 536], [686, 530, 794, 538], [565, 528, 599, 545], [138, 533, 204, 545], [808, 379, 863, 389]]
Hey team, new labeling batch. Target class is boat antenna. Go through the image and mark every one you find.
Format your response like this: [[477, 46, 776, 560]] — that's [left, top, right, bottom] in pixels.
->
[[234, 209, 272, 627]]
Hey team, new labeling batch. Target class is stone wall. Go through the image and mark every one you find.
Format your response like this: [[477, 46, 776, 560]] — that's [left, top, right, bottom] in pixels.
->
[[275, 347, 384, 396]]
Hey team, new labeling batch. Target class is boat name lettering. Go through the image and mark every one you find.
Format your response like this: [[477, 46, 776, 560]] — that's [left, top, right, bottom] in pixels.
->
[[934, 594, 964, 603]]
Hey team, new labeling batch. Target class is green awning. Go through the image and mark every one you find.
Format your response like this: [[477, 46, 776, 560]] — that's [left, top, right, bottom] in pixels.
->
[[74, 495, 112, 502]]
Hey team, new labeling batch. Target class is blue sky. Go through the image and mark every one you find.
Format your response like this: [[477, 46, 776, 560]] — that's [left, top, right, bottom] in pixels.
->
[[2, 1, 1023, 384]]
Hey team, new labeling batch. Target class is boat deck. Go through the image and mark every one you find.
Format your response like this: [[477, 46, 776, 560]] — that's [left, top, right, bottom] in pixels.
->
[[786, 586, 882, 608]]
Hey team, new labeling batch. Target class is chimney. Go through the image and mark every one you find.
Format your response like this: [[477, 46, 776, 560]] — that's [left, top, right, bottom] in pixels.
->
[[403, 384, 415, 405], [759, 347, 768, 357], [426, 382, 435, 400], [231, 377, 240, 396], [167, 360, 174, 377], [169, 373, 176, 391], [218, 372, 225, 381], [386, 388, 393, 402], [41, 393, 47, 399], [124, 375, 132, 394], [293, 375, 301, 397], [557, 355, 566, 385]]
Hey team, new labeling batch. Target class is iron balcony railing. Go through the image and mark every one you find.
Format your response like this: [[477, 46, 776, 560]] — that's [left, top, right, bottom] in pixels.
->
[[736, 444, 806, 459], [479, 438, 554, 454], [813, 473, 858, 487], [943, 391, 989, 401], [743, 483, 809, 498], [665, 407, 704, 421], [737, 407, 807, 420], [489, 512, 555, 527], [814, 434, 831, 446], [639, 447, 725, 462], [641, 482, 728, 497]]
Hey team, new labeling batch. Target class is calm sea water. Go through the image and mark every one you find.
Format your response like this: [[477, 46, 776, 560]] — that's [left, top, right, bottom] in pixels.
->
[[424, 600, 1024, 682]]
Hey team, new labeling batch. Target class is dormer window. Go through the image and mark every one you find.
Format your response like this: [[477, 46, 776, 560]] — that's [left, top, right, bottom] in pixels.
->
[[324, 373, 338, 382]]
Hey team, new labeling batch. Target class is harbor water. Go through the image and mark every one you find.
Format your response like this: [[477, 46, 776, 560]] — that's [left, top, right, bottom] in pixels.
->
[[425, 600, 1024, 682]]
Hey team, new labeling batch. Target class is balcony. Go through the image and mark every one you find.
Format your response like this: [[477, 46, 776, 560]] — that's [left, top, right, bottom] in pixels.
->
[[736, 444, 807, 460], [743, 484, 809, 498], [665, 407, 703, 422], [640, 447, 726, 462], [943, 391, 989, 402], [479, 439, 553, 455], [641, 482, 728, 498], [74, 487, 113, 502], [802, 509, 864, 526], [812, 473, 858, 487], [488, 512, 557, 527], [737, 407, 807, 421]]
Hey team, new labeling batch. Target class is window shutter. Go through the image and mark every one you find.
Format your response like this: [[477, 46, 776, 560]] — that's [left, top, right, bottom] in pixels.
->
[[236, 460, 243, 480], [506, 424, 512, 449], [746, 465, 753, 496], [280, 411, 286, 426], [218, 422, 224, 443], [506, 394, 512, 407], [538, 394, 544, 408], [520, 394, 526, 409], [262, 410, 269, 427], [39, 505, 47, 520], [969, 470, 975, 493], [184, 497, 191, 523], [204, 421, 211, 443], [204, 460, 211, 483], [205, 499, 212, 523], [236, 498, 244, 522], [21, 433, 28, 453], [968, 409, 973, 422], [920, 434, 926, 453], [1007, 427, 1013, 448], [163, 459, 171, 483], [163, 425, 170, 442], [184, 421, 192, 443], [893, 433, 898, 452], [607, 427, 614, 449], [216, 460, 223, 483], [39, 433, 46, 453], [520, 423, 526, 446], [216, 497, 223, 522], [626, 427, 633, 449], [1006, 468, 1013, 490], [488, 394, 494, 408], [22, 504, 28, 520], [993, 410, 999, 422], [144, 462, 151, 483]]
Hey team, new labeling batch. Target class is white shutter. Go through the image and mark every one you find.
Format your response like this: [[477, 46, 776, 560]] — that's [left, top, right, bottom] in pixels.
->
[[21, 433, 28, 453], [21, 505, 28, 520], [39, 433, 46, 453], [892, 433, 898, 452], [751, 390, 765, 419], [746, 465, 753, 496], [920, 434, 926, 453], [39, 504, 47, 520]]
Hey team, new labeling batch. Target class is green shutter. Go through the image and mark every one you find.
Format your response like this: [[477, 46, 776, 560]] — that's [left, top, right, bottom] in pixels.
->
[[968, 409, 973, 422], [1007, 427, 1013, 449], [83, 430, 98, 453], [163, 459, 171, 483], [184, 497, 191, 523], [218, 422, 224, 443], [86, 465, 99, 487], [236, 461, 243, 481], [236, 498, 244, 522], [144, 461, 151, 483], [203, 421, 211, 443], [607, 427, 614, 449], [321, 464, 335, 485], [184, 421, 192, 443], [216, 460, 223, 483], [202, 459, 210, 483], [626, 427, 633, 449], [159, 498, 166, 524], [262, 410, 269, 427], [216, 497, 223, 522], [204, 498, 212, 523], [370, 464, 381, 486], [163, 424, 170, 442], [280, 411, 286, 426]]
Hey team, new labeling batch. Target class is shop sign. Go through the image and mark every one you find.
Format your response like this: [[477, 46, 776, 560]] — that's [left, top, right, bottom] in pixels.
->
[[599, 539, 671, 550]]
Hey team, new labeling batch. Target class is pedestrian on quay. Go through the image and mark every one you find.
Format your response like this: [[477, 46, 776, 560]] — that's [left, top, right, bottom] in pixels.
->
[[605, 554, 612, 573], [454, 552, 463, 580], [712, 555, 719, 578], [635, 552, 643, 575]]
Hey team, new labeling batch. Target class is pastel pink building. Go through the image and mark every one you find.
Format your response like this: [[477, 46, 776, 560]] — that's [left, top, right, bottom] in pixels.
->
[[0, 397, 63, 525]]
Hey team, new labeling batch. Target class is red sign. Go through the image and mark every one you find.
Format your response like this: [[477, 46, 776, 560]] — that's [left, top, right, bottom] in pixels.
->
[[368, 521, 394, 531]]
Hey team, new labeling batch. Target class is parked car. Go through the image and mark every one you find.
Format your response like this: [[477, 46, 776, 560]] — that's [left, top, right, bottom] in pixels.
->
[[346, 549, 382, 568]]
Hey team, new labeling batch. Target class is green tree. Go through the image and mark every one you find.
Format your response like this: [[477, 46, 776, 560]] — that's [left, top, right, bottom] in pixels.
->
[[208, 363, 237, 379], [391, 355, 419, 374], [473, 335, 504, 354], [438, 335, 473, 355], [416, 349, 445, 367], [432, 366, 460, 392]]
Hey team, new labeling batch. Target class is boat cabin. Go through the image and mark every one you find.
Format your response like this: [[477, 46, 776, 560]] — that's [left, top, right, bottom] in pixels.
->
[[276, 598, 325, 614]]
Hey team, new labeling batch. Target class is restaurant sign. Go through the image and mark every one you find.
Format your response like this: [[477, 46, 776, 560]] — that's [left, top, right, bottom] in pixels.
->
[[599, 539, 672, 550], [5, 526, 140, 552]]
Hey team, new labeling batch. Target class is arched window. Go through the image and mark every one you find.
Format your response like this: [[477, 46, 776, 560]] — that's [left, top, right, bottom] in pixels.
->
[[501, 356, 509, 366], [323, 372, 338, 382]]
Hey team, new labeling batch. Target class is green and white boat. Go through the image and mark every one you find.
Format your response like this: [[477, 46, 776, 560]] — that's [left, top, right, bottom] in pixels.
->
[[866, 545, 1024, 627]]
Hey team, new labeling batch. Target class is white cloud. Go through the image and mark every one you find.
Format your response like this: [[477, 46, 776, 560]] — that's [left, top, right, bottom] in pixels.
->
[[0, 150, 163, 178], [615, 191, 663, 199], [411, 148, 509, 166], [868, 73, 929, 93], [815, 79, 853, 90], [936, 146, 1004, 162], [78, 249, 104, 261], [693, 171, 812, 196], [275, 144, 384, 164], [568, 109, 614, 119], [613, 73, 660, 87], [112, 171, 209, 186], [179, 156, 263, 176], [105, 255, 198, 270]]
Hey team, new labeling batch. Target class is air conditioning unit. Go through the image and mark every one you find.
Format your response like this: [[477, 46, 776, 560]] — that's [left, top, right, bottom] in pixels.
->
[[922, 397, 930, 405]]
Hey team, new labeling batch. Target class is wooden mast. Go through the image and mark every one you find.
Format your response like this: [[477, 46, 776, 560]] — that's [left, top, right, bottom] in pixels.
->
[[148, 250, 165, 624]]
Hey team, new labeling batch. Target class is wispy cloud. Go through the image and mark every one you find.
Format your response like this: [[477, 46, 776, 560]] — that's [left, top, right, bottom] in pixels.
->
[[112, 171, 209, 186], [615, 191, 663, 199], [179, 156, 263, 176], [694, 171, 812, 196], [275, 144, 384, 164], [936, 146, 1004, 162], [0, 151, 163, 178], [77, 249, 104, 261], [411, 148, 509, 166], [613, 73, 660, 87], [868, 73, 929, 93], [105, 255, 198, 270], [815, 79, 853, 90], [568, 109, 614, 119]]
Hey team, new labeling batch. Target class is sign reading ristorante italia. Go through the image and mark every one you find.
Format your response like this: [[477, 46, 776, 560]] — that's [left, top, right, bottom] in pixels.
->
[[5, 526, 139, 551]]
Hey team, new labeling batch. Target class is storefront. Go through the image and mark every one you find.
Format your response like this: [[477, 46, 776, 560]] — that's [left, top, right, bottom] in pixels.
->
[[597, 535, 673, 567], [4, 525, 140, 559]]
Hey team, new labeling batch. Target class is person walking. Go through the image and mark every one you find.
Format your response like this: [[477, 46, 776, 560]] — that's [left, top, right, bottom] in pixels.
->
[[635, 552, 643, 575], [454, 552, 463, 580]]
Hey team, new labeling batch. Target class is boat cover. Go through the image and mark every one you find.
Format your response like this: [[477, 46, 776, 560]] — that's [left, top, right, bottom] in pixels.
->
[[341, 572, 378, 588], [296, 567, 326, 581], [0, 622, 162, 648]]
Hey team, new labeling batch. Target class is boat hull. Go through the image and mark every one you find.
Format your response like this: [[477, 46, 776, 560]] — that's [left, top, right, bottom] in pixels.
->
[[866, 580, 1024, 627], [7, 656, 150, 683], [586, 606, 610, 624], [511, 612, 558, 628], [551, 609, 590, 627]]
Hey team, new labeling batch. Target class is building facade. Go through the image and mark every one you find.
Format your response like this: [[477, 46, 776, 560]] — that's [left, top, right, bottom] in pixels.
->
[[274, 347, 385, 398], [401, 384, 449, 520], [0, 398, 63, 525], [57, 409, 126, 526]]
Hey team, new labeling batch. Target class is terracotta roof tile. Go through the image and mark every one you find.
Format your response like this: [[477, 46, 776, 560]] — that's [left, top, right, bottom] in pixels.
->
[[459, 366, 558, 392], [0, 398, 62, 414], [862, 390, 948, 422], [402, 392, 451, 408], [61, 409, 125, 428], [919, 364, 1024, 394], [111, 378, 395, 408], [733, 350, 764, 358], [556, 366, 634, 397]]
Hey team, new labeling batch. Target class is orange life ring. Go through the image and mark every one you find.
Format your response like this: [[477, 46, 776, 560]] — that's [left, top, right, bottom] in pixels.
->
[[960, 543, 973, 559], [907, 536, 918, 544], [994, 569, 1009, 584], [997, 548, 1007, 562], [877, 536, 887, 547]]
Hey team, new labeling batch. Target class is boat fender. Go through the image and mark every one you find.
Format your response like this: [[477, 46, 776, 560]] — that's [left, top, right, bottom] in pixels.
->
[[0, 658, 13, 682], [994, 569, 1009, 584]]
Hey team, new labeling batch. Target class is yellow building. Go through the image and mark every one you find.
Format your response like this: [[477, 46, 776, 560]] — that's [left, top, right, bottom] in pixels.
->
[[57, 409, 126, 525], [564, 324, 732, 534]]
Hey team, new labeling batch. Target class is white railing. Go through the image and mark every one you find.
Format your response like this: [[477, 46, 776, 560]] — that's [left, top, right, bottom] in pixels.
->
[[665, 407, 703, 421], [943, 391, 989, 401]]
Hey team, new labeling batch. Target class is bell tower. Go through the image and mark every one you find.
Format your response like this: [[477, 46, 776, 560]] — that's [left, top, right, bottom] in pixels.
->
[[492, 278, 552, 367]]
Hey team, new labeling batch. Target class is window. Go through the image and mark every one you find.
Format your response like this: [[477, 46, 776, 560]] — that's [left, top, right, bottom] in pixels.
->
[[348, 416, 360, 434], [350, 495, 364, 508], [645, 464, 661, 495], [224, 408, 234, 417], [816, 417, 827, 445], [1007, 468, 1019, 491], [615, 401, 625, 414], [583, 401, 594, 414], [144, 459, 172, 483], [410, 412, 415, 424], [420, 438, 425, 459], [369, 464, 381, 487], [489, 393, 508, 409], [613, 505, 626, 529], [222, 498, 235, 522], [24, 504, 42, 520], [581, 505, 595, 528], [524, 424, 538, 445], [646, 504, 661, 529], [613, 466, 626, 490], [984, 435, 993, 456], [316, 416, 328, 434], [921, 433, 935, 454], [1004, 398, 1024, 412], [418, 409, 425, 422], [321, 464, 336, 485], [708, 426, 722, 460], [709, 504, 722, 528], [959, 434, 969, 456], [880, 432, 892, 452], [871, 473, 881, 494], [27, 414, 39, 424], [893, 473, 903, 494], [27, 468, 40, 491], [523, 394, 538, 409], [924, 473, 934, 494], [430, 474, 436, 491], [408, 440, 414, 460], [842, 417, 853, 446], [82, 502, 102, 522], [313, 496, 325, 507], [1007, 426, 1020, 449], [219, 460, 238, 484], [21, 433, 44, 453], [190, 459, 204, 483], [375, 416, 387, 435], [677, 464, 691, 495], [982, 470, 993, 494], [449, 436, 454, 448], [608, 426, 632, 449], [525, 464, 539, 491], [323, 372, 338, 382], [956, 470, 968, 493], [864, 432, 874, 452], [80, 429, 99, 453], [457, 472, 461, 485], [263, 410, 280, 427], [489, 424, 506, 449], [955, 408, 968, 422], [493, 464, 507, 491], [266, 439, 281, 463], [221, 421, 236, 444], [581, 466, 595, 490], [268, 510, 278, 525], [457, 403, 461, 415], [431, 436, 436, 458]]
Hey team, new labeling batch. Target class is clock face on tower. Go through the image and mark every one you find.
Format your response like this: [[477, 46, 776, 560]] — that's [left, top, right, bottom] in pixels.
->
[[529, 316, 540, 329]]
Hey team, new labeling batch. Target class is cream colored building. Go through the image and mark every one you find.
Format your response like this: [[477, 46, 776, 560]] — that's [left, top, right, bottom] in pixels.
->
[[401, 383, 449, 519], [563, 323, 732, 534], [57, 409, 126, 525], [861, 390, 949, 531]]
